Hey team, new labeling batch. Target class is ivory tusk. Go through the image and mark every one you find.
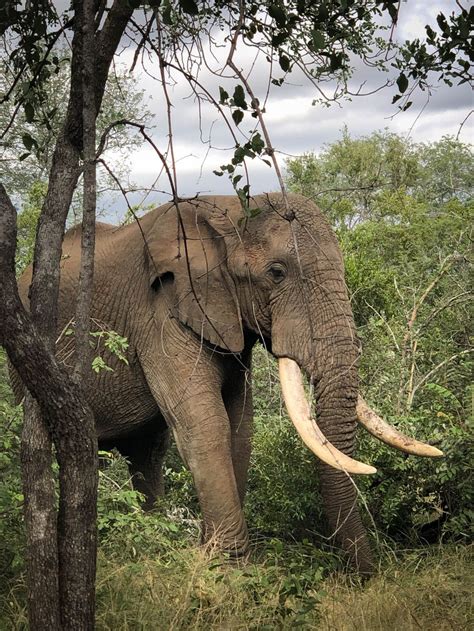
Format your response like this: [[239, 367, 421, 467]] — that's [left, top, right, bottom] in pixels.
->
[[278, 358, 377, 475], [356, 397, 444, 457]]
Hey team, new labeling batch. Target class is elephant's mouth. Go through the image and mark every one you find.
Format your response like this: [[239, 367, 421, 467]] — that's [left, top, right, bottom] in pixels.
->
[[278, 357, 443, 474]]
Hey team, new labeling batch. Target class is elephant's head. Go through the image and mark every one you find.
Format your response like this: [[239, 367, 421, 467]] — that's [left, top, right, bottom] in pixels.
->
[[145, 192, 442, 573]]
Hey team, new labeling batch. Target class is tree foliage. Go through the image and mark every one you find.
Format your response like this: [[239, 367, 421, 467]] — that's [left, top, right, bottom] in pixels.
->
[[286, 129, 473, 228], [1, 55, 153, 218]]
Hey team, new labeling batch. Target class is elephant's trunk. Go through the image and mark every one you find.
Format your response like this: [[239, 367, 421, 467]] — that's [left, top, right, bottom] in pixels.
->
[[278, 358, 375, 475], [275, 278, 375, 572], [312, 353, 374, 575], [274, 253, 441, 571]]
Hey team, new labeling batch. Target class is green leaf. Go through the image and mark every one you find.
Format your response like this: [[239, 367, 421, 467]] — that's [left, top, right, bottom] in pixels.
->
[[92, 357, 113, 373], [232, 109, 244, 126], [396, 73, 409, 94], [24, 102, 34, 123], [279, 54, 290, 72], [21, 133, 35, 151], [233, 146, 246, 163], [162, 4, 173, 24], [251, 132, 265, 154], [330, 54, 342, 71], [218, 86, 229, 104], [272, 31, 287, 47], [179, 0, 198, 15], [311, 29, 325, 50], [233, 84, 247, 109], [268, 4, 287, 27]]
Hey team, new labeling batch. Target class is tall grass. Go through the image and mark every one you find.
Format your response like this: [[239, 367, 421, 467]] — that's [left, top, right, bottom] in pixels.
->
[[320, 546, 473, 631], [3, 543, 471, 630]]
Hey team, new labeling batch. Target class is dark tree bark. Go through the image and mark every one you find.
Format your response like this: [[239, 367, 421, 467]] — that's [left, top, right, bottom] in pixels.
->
[[0, 185, 97, 628], [73, 0, 97, 382], [1, 2, 134, 628], [20, 399, 61, 629]]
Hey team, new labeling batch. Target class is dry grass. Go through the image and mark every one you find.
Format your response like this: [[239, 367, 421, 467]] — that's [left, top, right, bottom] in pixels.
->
[[91, 545, 473, 630], [2, 545, 472, 630], [319, 546, 473, 631], [94, 548, 303, 630]]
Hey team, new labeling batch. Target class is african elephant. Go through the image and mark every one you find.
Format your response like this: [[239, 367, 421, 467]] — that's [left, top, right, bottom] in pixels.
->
[[16, 193, 441, 574]]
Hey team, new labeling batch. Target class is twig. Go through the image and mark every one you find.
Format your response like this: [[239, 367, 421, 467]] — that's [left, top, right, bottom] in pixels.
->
[[456, 109, 473, 141], [364, 301, 400, 351], [407, 349, 473, 409], [414, 291, 472, 337], [130, 13, 154, 73]]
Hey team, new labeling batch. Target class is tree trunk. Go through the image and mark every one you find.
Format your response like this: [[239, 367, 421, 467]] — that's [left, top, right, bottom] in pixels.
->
[[20, 398, 60, 630], [1, 2, 134, 628], [73, 0, 97, 383]]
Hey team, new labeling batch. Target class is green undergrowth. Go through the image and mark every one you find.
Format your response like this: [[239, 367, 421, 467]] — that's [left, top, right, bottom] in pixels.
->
[[2, 531, 472, 630], [1, 415, 472, 629]]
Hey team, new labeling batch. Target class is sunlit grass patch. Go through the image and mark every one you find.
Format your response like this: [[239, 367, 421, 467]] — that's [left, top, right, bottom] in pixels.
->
[[319, 545, 473, 631]]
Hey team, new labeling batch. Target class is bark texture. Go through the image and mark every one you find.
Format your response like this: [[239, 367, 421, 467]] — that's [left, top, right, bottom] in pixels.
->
[[0, 184, 98, 628], [73, 0, 97, 384]]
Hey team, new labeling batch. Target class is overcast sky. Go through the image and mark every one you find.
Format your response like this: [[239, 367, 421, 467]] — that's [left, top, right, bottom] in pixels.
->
[[103, 0, 473, 219]]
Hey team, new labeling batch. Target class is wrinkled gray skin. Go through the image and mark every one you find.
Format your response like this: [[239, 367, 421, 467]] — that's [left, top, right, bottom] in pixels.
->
[[16, 193, 372, 573]]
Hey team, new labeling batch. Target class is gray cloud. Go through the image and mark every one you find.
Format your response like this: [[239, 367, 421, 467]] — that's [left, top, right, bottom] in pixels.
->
[[101, 0, 472, 219]]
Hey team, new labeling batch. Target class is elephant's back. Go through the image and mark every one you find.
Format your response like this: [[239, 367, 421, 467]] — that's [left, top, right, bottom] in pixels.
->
[[60, 221, 117, 281], [17, 222, 117, 303]]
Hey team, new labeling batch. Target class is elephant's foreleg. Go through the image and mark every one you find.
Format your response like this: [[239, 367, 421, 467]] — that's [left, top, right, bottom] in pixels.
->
[[115, 419, 170, 511], [154, 387, 248, 555], [173, 397, 248, 555], [223, 361, 253, 506], [140, 320, 249, 556]]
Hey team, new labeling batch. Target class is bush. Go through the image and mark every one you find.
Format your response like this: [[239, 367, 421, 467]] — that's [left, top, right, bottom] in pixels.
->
[[0, 350, 24, 584]]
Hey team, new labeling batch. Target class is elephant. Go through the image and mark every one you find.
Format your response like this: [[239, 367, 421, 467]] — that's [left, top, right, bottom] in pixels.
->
[[15, 192, 442, 574]]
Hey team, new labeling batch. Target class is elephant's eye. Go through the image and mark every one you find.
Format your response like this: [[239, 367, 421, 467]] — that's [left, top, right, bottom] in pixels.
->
[[268, 263, 287, 283]]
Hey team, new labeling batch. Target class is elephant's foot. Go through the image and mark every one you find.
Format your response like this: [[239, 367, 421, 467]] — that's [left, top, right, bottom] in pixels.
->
[[349, 548, 375, 578], [129, 470, 162, 511], [200, 519, 250, 561], [340, 534, 375, 577], [113, 421, 170, 510]]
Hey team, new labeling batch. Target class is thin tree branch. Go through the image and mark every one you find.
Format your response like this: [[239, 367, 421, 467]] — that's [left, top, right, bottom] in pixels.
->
[[408, 349, 473, 408], [73, 0, 97, 383]]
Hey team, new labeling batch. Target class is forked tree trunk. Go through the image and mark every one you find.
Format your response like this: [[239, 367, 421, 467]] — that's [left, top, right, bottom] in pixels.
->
[[1, 2, 134, 628], [0, 185, 98, 628]]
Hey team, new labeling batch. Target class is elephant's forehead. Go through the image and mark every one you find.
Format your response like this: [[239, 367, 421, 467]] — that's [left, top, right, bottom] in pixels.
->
[[266, 218, 342, 272], [244, 213, 293, 252], [257, 211, 329, 250]]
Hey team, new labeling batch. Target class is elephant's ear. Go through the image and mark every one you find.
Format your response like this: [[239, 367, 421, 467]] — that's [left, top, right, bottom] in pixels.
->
[[146, 202, 244, 353]]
